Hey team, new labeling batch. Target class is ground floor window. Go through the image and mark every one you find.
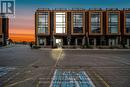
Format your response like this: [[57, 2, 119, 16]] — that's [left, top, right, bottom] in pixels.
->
[[39, 38, 44, 45]]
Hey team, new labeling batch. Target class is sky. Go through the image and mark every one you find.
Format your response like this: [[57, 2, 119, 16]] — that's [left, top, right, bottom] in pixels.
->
[[9, 0, 130, 42]]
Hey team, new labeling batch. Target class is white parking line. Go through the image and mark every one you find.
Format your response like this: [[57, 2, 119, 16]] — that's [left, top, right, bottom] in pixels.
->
[[49, 69, 57, 87]]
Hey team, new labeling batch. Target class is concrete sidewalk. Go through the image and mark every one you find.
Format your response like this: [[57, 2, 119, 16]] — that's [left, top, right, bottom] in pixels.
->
[[39, 47, 130, 51]]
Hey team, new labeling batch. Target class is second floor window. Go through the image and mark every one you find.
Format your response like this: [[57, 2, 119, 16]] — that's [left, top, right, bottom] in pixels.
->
[[126, 13, 130, 33], [91, 12, 101, 33], [73, 12, 83, 33], [56, 12, 66, 33], [108, 13, 118, 34], [38, 12, 48, 34]]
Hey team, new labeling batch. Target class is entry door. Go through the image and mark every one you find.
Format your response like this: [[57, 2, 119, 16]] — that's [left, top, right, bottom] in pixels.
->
[[39, 38, 44, 45], [111, 39, 117, 46], [56, 39, 62, 47], [77, 38, 82, 45]]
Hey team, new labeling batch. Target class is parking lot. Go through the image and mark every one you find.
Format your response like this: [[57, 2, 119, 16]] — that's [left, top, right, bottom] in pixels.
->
[[0, 45, 130, 87]]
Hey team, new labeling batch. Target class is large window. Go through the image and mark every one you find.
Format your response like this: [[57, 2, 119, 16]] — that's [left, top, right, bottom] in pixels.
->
[[39, 38, 44, 45], [38, 12, 48, 34], [73, 13, 83, 33], [126, 13, 130, 33], [108, 13, 118, 33], [91, 12, 101, 33], [56, 12, 66, 33]]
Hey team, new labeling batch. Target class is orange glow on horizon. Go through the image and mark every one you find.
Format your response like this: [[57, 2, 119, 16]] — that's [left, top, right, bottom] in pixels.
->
[[9, 14, 35, 42], [9, 28, 35, 42], [9, 33, 35, 42]]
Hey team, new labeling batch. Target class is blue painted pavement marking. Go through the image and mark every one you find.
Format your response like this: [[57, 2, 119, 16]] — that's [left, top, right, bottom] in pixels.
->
[[0, 67, 15, 77], [50, 69, 95, 87]]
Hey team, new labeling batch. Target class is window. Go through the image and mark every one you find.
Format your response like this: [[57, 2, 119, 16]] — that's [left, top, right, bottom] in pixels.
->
[[73, 13, 83, 33], [91, 12, 101, 33], [126, 13, 130, 33], [39, 38, 44, 45], [108, 13, 118, 33], [56, 12, 66, 33], [38, 12, 48, 34]]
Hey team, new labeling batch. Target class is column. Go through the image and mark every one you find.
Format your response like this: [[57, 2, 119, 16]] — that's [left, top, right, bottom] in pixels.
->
[[37, 36, 39, 46], [53, 36, 56, 46], [94, 38, 96, 47], [44, 38, 46, 46], [109, 38, 111, 47], [82, 37, 85, 46], [127, 38, 130, 47], [119, 36, 121, 45], [87, 37, 90, 45], [61, 39, 63, 47], [75, 38, 78, 47], [115, 37, 118, 46], [2, 34, 4, 46], [112, 39, 115, 46], [50, 37, 53, 47], [67, 38, 70, 48]]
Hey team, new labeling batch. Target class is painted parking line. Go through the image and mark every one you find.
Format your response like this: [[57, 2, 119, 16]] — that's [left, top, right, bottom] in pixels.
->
[[92, 71, 110, 87], [50, 69, 95, 87], [0, 67, 15, 77]]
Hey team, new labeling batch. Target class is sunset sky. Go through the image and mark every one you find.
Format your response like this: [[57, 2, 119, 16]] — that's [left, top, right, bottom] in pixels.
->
[[9, 0, 130, 42]]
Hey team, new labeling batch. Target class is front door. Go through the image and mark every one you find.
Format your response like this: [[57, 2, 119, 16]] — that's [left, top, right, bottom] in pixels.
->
[[56, 39, 62, 48]]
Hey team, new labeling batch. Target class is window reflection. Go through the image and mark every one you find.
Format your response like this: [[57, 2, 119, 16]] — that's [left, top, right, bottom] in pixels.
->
[[108, 13, 118, 33], [38, 12, 48, 34], [126, 13, 130, 33], [91, 12, 101, 33], [56, 12, 66, 33], [73, 13, 83, 33]]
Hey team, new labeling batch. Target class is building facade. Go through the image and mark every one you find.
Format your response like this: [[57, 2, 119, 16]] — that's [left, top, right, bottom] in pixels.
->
[[35, 8, 130, 48], [0, 15, 9, 46]]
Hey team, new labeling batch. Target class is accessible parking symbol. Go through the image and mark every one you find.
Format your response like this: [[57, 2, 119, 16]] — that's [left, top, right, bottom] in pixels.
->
[[50, 69, 95, 87]]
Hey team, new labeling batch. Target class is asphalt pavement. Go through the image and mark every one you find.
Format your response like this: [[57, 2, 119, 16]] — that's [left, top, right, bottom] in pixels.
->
[[0, 45, 130, 87]]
